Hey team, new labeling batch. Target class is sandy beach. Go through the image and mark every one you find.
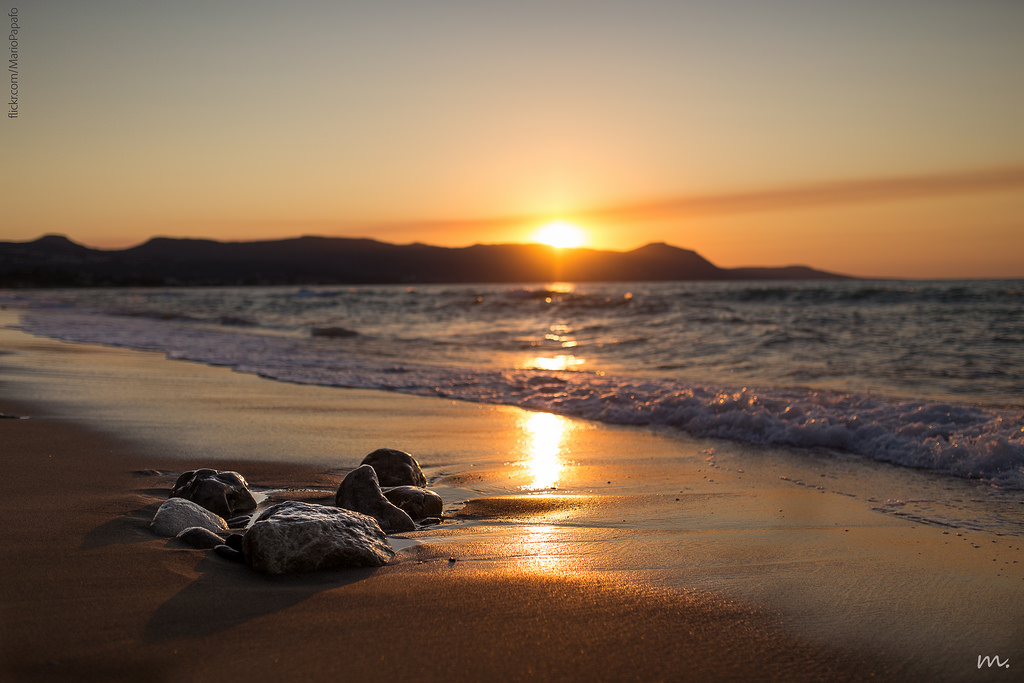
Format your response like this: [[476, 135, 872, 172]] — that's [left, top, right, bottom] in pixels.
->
[[2, 311, 1021, 681], [7, 1, 1024, 678]]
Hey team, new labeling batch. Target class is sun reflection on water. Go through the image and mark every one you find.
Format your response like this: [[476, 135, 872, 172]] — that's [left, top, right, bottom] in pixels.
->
[[545, 282, 576, 294], [528, 355, 585, 371], [521, 412, 569, 491]]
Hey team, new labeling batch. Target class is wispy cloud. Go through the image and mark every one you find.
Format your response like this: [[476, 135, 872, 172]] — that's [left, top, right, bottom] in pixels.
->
[[575, 165, 1024, 222], [395, 165, 1024, 231]]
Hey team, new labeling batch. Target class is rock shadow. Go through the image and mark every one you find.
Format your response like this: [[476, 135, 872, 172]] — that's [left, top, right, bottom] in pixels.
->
[[80, 499, 164, 550], [144, 553, 378, 643]]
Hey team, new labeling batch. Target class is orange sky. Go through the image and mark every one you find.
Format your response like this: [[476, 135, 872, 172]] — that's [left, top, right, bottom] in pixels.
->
[[4, 1, 1024, 278]]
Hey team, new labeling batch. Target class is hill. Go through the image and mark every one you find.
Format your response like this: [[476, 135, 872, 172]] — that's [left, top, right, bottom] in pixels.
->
[[0, 235, 852, 287]]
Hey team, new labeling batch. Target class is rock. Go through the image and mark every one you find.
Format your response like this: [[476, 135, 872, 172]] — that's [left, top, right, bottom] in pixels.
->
[[226, 514, 253, 529], [360, 448, 427, 487], [151, 498, 228, 537], [311, 326, 358, 338], [225, 533, 244, 552], [383, 486, 444, 520], [335, 465, 416, 533], [176, 526, 226, 549], [170, 469, 258, 518], [214, 545, 245, 563], [242, 501, 394, 574]]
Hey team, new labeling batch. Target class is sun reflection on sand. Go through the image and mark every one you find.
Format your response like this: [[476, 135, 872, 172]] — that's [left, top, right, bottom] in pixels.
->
[[522, 524, 565, 572], [521, 412, 569, 491]]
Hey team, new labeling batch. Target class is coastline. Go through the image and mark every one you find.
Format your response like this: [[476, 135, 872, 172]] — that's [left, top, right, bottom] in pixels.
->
[[2, 312, 1021, 681]]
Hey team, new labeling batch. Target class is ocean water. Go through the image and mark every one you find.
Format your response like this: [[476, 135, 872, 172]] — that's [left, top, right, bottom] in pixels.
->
[[3, 280, 1023, 488]]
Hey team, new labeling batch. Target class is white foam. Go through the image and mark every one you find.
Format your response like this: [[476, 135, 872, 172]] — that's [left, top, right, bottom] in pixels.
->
[[15, 309, 1024, 489]]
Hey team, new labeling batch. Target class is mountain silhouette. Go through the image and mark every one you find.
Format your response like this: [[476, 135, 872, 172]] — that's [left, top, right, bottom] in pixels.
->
[[0, 234, 851, 287]]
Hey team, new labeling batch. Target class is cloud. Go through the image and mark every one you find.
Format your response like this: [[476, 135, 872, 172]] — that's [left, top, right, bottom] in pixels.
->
[[575, 165, 1024, 223], [393, 165, 1024, 231]]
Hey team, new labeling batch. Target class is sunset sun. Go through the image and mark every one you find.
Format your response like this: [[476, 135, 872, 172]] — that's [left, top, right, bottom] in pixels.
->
[[530, 220, 588, 249]]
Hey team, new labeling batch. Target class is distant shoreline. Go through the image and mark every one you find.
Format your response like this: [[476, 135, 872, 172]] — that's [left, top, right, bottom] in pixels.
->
[[1, 234, 854, 287]]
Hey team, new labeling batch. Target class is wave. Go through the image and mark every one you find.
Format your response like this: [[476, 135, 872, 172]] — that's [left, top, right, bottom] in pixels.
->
[[722, 282, 1022, 306], [14, 309, 1024, 489]]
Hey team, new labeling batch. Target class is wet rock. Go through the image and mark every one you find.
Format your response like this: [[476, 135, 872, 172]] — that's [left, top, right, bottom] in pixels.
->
[[176, 526, 226, 549], [360, 448, 427, 487], [243, 501, 394, 574], [171, 469, 258, 518], [383, 485, 444, 520], [151, 498, 227, 537], [335, 465, 416, 533]]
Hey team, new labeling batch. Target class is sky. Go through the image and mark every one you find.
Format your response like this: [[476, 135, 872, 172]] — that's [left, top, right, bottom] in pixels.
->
[[4, 0, 1024, 278]]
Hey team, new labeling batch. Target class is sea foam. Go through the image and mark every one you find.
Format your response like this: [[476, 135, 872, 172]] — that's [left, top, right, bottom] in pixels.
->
[[14, 308, 1024, 489]]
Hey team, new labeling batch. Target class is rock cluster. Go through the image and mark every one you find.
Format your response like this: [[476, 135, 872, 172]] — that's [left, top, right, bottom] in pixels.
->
[[335, 449, 445, 530], [153, 447, 444, 575], [335, 465, 416, 533]]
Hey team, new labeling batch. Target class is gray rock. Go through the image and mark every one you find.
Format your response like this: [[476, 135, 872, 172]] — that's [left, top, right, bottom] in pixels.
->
[[242, 501, 394, 574], [171, 469, 258, 518], [360, 448, 427, 487], [335, 465, 416, 533], [152, 498, 228, 537], [383, 486, 444, 520], [176, 526, 226, 549]]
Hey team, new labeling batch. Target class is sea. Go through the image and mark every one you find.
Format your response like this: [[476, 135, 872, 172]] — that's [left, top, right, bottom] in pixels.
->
[[3, 279, 1023, 489]]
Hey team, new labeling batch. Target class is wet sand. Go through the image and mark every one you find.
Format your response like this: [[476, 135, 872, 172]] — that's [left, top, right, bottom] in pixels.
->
[[0, 401, 880, 682], [2, 313, 1021, 681]]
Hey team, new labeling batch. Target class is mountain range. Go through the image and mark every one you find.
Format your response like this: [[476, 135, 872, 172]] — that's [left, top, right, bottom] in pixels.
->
[[0, 234, 851, 287]]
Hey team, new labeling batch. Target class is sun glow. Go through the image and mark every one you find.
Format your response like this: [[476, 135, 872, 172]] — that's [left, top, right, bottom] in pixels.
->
[[531, 220, 588, 249]]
